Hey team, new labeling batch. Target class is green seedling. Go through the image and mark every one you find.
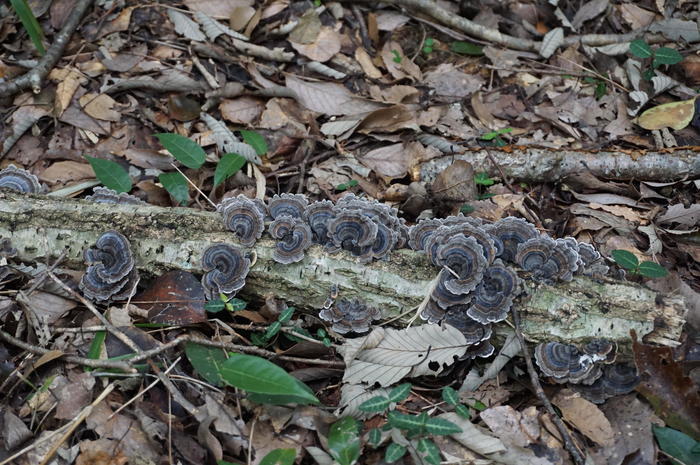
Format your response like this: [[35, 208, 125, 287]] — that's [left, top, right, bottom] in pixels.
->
[[629, 39, 683, 80], [611, 249, 668, 278]]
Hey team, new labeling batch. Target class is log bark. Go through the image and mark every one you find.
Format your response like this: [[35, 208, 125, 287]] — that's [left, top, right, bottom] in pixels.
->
[[420, 147, 700, 183], [0, 191, 686, 352]]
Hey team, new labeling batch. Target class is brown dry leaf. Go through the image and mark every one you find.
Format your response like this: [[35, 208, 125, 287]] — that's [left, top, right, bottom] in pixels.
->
[[79, 93, 121, 121], [76, 440, 129, 465], [49, 67, 87, 116], [230, 5, 256, 30], [657, 203, 700, 228], [21, 375, 68, 416], [291, 27, 342, 62], [220, 96, 265, 124], [355, 47, 383, 79], [86, 402, 160, 462], [357, 105, 418, 133], [480, 405, 540, 448], [259, 98, 311, 137], [359, 142, 416, 179], [39, 160, 95, 186], [100, 43, 147, 73], [424, 63, 484, 98], [60, 105, 111, 135], [618, 3, 657, 29], [26, 291, 77, 325], [647, 273, 700, 332], [286, 75, 382, 116], [368, 85, 419, 104], [635, 97, 696, 130], [2, 410, 32, 450], [251, 420, 306, 465], [471, 91, 502, 130], [381, 41, 422, 81], [136, 271, 207, 325], [589, 202, 646, 223], [289, 9, 322, 44], [552, 389, 614, 446], [569, 203, 635, 234], [184, 0, 252, 18], [431, 160, 478, 207], [55, 372, 95, 420]]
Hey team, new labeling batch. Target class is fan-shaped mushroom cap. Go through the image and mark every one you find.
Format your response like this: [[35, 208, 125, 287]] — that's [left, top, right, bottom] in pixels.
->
[[268, 193, 308, 219], [408, 218, 443, 251], [435, 234, 487, 294], [0, 165, 42, 193], [487, 216, 539, 262], [328, 209, 378, 253], [269, 214, 313, 264], [583, 339, 617, 364], [420, 298, 448, 323], [219, 195, 266, 247], [577, 241, 609, 276], [319, 297, 381, 334], [304, 200, 335, 245], [80, 231, 139, 302], [444, 307, 492, 345], [431, 268, 473, 309], [335, 195, 402, 260], [425, 223, 497, 265], [461, 340, 495, 359], [467, 259, 519, 324], [85, 187, 145, 205], [534, 341, 600, 383], [201, 243, 250, 299], [573, 363, 639, 403], [515, 236, 579, 282]]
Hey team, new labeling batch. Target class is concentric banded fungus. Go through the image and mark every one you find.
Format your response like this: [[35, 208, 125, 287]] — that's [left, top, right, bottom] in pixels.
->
[[318, 297, 381, 334], [444, 308, 492, 345], [0, 165, 42, 193], [431, 269, 472, 309], [577, 242, 610, 276], [304, 200, 335, 245], [269, 215, 313, 264], [573, 363, 640, 403], [85, 187, 145, 205], [420, 299, 448, 324], [534, 342, 599, 384], [408, 219, 443, 251], [515, 237, 579, 282], [80, 231, 139, 302], [201, 243, 250, 299], [487, 216, 539, 262], [327, 210, 378, 257], [425, 223, 496, 266], [219, 195, 266, 247], [583, 339, 617, 364], [467, 259, 519, 324], [435, 234, 487, 294], [268, 193, 308, 219], [335, 195, 402, 260], [461, 340, 495, 359]]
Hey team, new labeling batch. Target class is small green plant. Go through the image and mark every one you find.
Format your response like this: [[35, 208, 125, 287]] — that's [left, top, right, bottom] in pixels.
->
[[583, 76, 608, 100], [391, 50, 402, 63], [336, 179, 359, 191], [204, 294, 247, 313], [480, 127, 513, 147], [653, 426, 700, 465], [422, 38, 435, 55], [251, 307, 296, 346], [629, 39, 683, 80], [258, 448, 296, 465], [611, 249, 669, 278], [450, 41, 483, 56], [10, 0, 45, 55]]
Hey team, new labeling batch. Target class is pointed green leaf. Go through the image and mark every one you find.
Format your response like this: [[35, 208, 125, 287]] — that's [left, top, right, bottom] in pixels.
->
[[653, 47, 683, 66], [442, 386, 459, 406], [10, 0, 45, 55], [259, 448, 296, 465], [220, 353, 319, 404], [638, 261, 669, 278], [328, 417, 361, 465], [85, 330, 106, 372], [214, 153, 246, 187], [455, 404, 471, 419], [611, 249, 639, 270], [358, 396, 391, 413], [263, 321, 282, 340], [424, 417, 462, 435], [387, 411, 424, 432], [450, 41, 483, 56], [384, 443, 406, 463], [388, 383, 412, 403], [653, 426, 700, 465], [185, 342, 227, 387], [159, 172, 189, 205], [474, 172, 495, 186], [629, 39, 652, 59], [85, 156, 132, 193], [367, 428, 382, 447], [240, 130, 268, 155], [278, 307, 295, 323], [416, 438, 441, 465], [204, 299, 226, 313], [154, 133, 206, 169], [227, 297, 247, 311], [247, 378, 318, 405], [467, 398, 487, 411]]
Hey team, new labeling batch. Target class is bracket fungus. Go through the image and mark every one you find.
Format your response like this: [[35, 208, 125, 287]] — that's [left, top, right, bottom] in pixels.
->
[[431, 268, 473, 309], [444, 307, 492, 345], [0, 165, 43, 193], [572, 363, 639, 403], [219, 195, 267, 247], [435, 234, 488, 295], [408, 218, 443, 252], [201, 243, 250, 299], [80, 231, 139, 302], [515, 236, 579, 282], [85, 187, 145, 205], [268, 193, 308, 219], [467, 259, 520, 324], [487, 216, 539, 262], [304, 200, 335, 245], [534, 341, 609, 385], [577, 241, 610, 276], [269, 215, 313, 264], [319, 297, 381, 334], [327, 209, 378, 259]]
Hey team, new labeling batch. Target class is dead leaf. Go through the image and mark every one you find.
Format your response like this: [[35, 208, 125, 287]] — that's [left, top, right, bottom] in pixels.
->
[[80, 93, 121, 122], [480, 405, 540, 448], [39, 160, 95, 186], [657, 203, 700, 227], [135, 271, 207, 325], [635, 97, 696, 130], [359, 142, 414, 179], [618, 3, 657, 29], [49, 67, 87, 116], [291, 27, 341, 62], [589, 202, 645, 223], [424, 64, 484, 98], [431, 160, 478, 207], [55, 372, 95, 420], [183, 0, 253, 18], [552, 389, 614, 446], [220, 96, 265, 124], [286, 75, 382, 116], [355, 47, 383, 79], [381, 41, 422, 81]]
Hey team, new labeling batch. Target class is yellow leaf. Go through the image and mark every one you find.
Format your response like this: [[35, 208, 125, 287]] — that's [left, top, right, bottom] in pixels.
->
[[635, 97, 697, 130]]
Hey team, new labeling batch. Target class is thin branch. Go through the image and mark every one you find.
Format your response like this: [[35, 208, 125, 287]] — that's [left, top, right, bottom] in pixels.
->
[[511, 305, 585, 465], [0, 0, 95, 98]]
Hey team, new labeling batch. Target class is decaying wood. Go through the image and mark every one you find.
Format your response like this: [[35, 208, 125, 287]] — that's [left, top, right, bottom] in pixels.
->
[[421, 147, 700, 183], [0, 191, 686, 353]]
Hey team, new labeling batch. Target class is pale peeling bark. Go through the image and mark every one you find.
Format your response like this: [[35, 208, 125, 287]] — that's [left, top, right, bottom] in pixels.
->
[[0, 191, 686, 352], [421, 147, 700, 183]]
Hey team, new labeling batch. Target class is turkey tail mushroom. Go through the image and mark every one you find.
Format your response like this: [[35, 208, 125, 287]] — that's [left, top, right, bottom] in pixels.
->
[[219, 195, 267, 247], [201, 243, 250, 299], [268, 214, 313, 264], [0, 165, 43, 193], [80, 230, 139, 302]]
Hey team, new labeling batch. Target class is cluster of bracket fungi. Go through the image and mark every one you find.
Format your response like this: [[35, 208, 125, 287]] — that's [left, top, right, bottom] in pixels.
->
[[0, 166, 638, 400]]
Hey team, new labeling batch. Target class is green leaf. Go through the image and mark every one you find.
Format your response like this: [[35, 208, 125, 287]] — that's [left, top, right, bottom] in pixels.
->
[[450, 41, 483, 56], [263, 321, 282, 340], [278, 307, 295, 323], [468, 398, 487, 411], [217, 461, 237, 465], [247, 378, 318, 405], [258, 448, 296, 465], [328, 417, 361, 465], [460, 204, 475, 214], [220, 353, 319, 404], [85, 156, 132, 193], [653, 47, 683, 66], [384, 443, 406, 463], [629, 39, 653, 59], [611, 249, 639, 270], [367, 428, 382, 447], [387, 411, 425, 432], [204, 299, 226, 313], [10, 0, 45, 56], [425, 417, 462, 435], [424, 38, 434, 47], [455, 404, 471, 419], [653, 426, 700, 465], [227, 297, 247, 311], [85, 330, 106, 372], [391, 50, 402, 63], [594, 81, 607, 100], [442, 386, 459, 406], [214, 153, 246, 187], [358, 396, 391, 413], [474, 172, 495, 186], [388, 383, 412, 403], [154, 133, 206, 169], [159, 172, 189, 205], [336, 179, 359, 191], [638, 261, 669, 278], [185, 342, 227, 387], [240, 130, 268, 155], [416, 438, 441, 465]]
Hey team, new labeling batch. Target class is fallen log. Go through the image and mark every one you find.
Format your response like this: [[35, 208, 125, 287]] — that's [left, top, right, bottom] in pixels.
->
[[0, 191, 686, 352]]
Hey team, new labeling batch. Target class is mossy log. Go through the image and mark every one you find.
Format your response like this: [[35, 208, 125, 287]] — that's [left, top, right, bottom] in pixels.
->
[[0, 191, 686, 352]]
